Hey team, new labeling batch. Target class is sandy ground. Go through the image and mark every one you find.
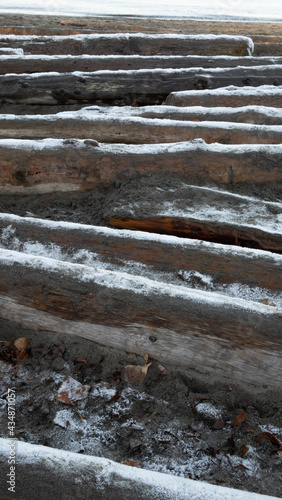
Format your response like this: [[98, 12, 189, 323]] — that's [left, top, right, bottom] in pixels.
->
[[0, 321, 282, 497]]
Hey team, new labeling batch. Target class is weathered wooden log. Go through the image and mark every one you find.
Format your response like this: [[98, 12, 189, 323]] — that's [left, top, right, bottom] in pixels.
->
[[1, 112, 281, 144], [1, 67, 282, 106], [166, 86, 282, 107], [135, 105, 282, 125], [109, 217, 282, 254], [0, 139, 281, 194], [0, 34, 253, 56], [254, 43, 282, 57], [1, 55, 281, 75], [0, 213, 281, 292], [0, 249, 281, 387]]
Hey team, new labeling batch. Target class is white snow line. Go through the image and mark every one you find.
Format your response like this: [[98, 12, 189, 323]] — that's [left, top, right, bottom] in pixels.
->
[[0, 247, 281, 314], [0, 439, 279, 500], [1, 137, 282, 154]]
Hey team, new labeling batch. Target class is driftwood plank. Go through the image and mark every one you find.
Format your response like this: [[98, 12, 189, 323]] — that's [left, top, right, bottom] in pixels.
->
[[0, 113, 281, 144], [1, 67, 282, 106], [0, 251, 281, 387], [1, 55, 281, 75], [166, 86, 282, 108], [0, 213, 281, 292], [0, 34, 253, 56], [0, 140, 281, 193]]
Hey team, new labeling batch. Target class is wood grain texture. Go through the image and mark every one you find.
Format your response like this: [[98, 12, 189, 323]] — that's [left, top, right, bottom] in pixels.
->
[[166, 90, 282, 108], [1, 67, 282, 106], [0, 141, 281, 194], [1, 55, 280, 75], [0, 116, 281, 144], [0, 257, 281, 388], [109, 217, 282, 254], [0, 215, 281, 292], [0, 35, 252, 56]]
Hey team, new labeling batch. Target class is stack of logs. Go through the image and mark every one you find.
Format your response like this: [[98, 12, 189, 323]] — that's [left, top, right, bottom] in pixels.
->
[[0, 16, 281, 387]]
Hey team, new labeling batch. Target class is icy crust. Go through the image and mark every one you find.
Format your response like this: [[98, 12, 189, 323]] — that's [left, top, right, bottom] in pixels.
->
[[1, 212, 281, 262], [0, 247, 281, 315], [0, 439, 278, 500], [1, 137, 282, 155]]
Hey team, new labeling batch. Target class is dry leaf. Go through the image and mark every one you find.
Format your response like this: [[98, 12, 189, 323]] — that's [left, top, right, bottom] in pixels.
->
[[56, 376, 90, 404], [124, 460, 141, 467], [240, 444, 248, 455], [158, 364, 169, 375], [144, 353, 149, 364], [255, 432, 280, 447], [212, 419, 225, 430], [263, 298, 269, 305], [121, 363, 152, 384], [14, 337, 28, 352], [231, 410, 246, 428]]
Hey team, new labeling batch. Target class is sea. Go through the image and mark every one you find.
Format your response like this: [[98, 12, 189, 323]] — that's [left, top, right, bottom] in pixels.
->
[[0, 0, 281, 21]]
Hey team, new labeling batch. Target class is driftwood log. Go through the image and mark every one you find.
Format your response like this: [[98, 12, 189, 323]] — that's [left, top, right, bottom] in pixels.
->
[[0, 114, 281, 144], [0, 34, 253, 56], [1, 55, 281, 75], [0, 214, 281, 292], [0, 250, 281, 387], [1, 67, 282, 106], [166, 87, 282, 107], [0, 140, 281, 194]]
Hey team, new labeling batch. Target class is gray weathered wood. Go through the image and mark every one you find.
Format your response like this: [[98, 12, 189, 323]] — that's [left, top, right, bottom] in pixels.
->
[[0, 114, 281, 144], [1, 67, 282, 106], [1, 55, 281, 75], [0, 34, 253, 56]]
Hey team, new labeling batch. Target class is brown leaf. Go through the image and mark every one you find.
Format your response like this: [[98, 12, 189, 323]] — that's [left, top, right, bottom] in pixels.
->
[[157, 364, 169, 375], [14, 337, 28, 353], [56, 377, 90, 404], [240, 444, 248, 456], [74, 356, 88, 364], [49, 343, 65, 359], [232, 410, 246, 428], [107, 391, 121, 404], [234, 463, 249, 471], [124, 460, 141, 467], [144, 353, 149, 364], [263, 298, 269, 305], [212, 419, 225, 430], [121, 363, 152, 384], [255, 432, 280, 447]]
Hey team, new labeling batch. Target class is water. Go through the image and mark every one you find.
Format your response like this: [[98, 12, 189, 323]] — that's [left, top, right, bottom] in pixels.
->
[[0, 0, 281, 21]]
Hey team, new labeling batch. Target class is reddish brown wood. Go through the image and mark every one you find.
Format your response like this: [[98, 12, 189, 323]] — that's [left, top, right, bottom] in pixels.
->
[[109, 217, 282, 254]]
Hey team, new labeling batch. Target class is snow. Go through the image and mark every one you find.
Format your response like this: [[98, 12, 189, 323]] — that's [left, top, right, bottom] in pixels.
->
[[2, 108, 282, 134], [0, 247, 281, 316], [169, 85, 282, 98], [0, 438, 279, 500], [2, 137, 282, 155]]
